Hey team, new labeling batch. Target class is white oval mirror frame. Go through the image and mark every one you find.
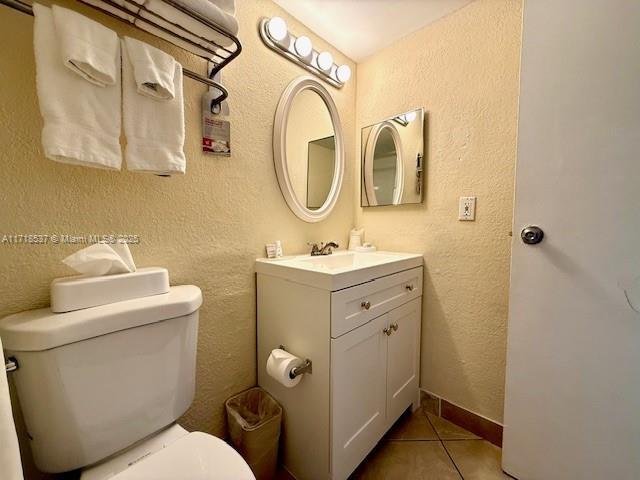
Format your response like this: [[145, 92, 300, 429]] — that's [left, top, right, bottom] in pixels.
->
[[273, 76, 345, 223], [363, 121, 404, 206]]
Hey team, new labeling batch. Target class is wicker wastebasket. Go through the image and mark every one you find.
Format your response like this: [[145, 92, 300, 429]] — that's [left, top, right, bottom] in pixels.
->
[[225, 387, 283, 480]]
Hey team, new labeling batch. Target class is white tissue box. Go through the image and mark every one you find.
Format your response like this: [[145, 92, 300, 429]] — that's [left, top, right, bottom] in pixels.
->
[[50, 267, 170, 313]]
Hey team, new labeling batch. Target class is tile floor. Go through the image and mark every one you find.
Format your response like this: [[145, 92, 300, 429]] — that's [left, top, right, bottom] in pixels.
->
[[277, 400, 511, 480]]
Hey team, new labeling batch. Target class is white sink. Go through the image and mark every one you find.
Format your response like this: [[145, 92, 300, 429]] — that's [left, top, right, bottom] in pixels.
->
[[255, 250, 423, 290]]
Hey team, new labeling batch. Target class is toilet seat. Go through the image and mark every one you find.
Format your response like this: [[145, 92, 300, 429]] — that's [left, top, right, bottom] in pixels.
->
[[109, 432, 255, 480]]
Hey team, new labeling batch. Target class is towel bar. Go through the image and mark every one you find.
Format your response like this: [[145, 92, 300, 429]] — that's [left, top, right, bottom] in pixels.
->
[[0, 0, 241, 104]]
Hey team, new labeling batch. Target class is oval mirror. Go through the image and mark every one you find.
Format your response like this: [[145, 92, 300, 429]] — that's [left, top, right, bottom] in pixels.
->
[[363, 121, 403, 206], [274, 77, 344, 222]]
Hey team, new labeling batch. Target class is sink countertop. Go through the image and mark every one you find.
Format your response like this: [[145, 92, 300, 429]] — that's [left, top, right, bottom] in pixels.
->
[[255, 250, 423, 291]]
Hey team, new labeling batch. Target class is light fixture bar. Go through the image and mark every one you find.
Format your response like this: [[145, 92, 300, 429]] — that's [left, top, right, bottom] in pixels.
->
[[259, 17, 351, 88]]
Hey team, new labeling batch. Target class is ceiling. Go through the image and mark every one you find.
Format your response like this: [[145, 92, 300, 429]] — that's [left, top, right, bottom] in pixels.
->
[[272, 0, 475, 61]]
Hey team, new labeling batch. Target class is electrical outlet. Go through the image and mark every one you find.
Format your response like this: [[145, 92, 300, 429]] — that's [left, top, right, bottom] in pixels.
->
[[459, 196, 476, 221]]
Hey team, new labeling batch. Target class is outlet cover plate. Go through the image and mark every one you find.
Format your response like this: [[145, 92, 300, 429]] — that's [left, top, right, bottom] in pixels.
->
[[459, 196, 476, 221]]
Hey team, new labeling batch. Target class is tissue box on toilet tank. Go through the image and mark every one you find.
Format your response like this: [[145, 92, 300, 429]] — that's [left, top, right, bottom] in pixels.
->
[[50, 267, 170, 313]]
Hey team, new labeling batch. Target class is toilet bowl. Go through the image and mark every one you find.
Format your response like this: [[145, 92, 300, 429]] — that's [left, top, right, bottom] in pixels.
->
[[81, 425, 254, 480]]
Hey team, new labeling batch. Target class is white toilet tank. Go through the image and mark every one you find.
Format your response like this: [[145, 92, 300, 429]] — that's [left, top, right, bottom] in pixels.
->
[[0, 285, 202, 473]]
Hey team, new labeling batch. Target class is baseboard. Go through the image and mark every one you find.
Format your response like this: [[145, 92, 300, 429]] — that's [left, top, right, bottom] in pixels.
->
[[420, 389, 504, 447]]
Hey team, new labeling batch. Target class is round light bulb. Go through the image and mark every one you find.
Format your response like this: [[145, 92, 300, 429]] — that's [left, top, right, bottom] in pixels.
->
[[294, 36, 313, 58], [336, 64, 351, 83], [405, 111, 417, 123], [267, 17, 288, 42], [317, 51, 334, 71]]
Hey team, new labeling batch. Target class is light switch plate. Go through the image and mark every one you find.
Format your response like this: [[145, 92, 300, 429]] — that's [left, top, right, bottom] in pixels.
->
[[459, 196, 476, 221]]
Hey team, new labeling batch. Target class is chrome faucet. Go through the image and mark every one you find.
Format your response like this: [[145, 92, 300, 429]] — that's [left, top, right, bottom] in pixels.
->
[[309, 241, 339, 256]]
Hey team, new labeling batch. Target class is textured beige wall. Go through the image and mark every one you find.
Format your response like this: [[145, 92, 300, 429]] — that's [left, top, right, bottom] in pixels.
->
[[355, 0, 522, 423], [0, 1, 355, 477]]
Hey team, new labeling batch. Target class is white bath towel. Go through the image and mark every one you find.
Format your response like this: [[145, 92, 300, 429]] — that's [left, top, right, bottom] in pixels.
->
[[124, 36, 176, 100], [33, 4, 122, 170], [0, 337, 24, 480], [122, 39, 186, 174], [210, 0, 235, 16], [136, 0, 238, 58], [52, 5, 119, 86]]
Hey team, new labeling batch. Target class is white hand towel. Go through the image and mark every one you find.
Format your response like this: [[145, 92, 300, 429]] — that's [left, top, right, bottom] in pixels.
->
[[52, 5, 119, 86], [136, 0, 238, 58], [122, 39, 186, 174], [0, 337, 24, 480], [33, 4, 122, 170], [124, 36, 176, 100]]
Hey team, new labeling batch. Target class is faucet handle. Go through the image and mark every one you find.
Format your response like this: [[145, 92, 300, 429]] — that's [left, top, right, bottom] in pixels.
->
[[308, 242, 322, 255]]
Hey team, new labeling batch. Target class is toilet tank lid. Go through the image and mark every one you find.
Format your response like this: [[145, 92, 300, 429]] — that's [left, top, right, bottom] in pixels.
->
[[0, 285, 202, 352]]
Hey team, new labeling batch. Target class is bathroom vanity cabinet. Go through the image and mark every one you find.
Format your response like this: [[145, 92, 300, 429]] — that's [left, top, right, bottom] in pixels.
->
[[256, 251, 423, 480]]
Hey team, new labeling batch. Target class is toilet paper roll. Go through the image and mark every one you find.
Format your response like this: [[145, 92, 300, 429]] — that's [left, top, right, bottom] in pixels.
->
[[266, 349, 303, 388]]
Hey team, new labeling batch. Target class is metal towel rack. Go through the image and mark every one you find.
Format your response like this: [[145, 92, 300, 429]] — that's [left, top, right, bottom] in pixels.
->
[[0, 0, 242, 104]]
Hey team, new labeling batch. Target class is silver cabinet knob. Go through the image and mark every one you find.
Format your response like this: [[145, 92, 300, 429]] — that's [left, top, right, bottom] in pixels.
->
[[521, 226, 544, 245], [361, 301, 371, 310], [405, 284, 415, 292], [383, 323, 399, 336]]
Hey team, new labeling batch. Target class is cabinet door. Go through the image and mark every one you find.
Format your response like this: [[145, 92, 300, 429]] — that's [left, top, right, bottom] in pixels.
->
[[386, 297, 421, 426], [331, 314, 387, 480]]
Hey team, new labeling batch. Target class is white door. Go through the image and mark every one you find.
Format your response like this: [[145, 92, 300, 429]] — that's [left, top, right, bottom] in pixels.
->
[[331, 315, 387, 480], [503, 1, 640, 479], [386, 298, 421, 425]]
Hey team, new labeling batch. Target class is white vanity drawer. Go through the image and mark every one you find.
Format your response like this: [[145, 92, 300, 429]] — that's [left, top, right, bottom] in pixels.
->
[[331, 267, 422, 338]]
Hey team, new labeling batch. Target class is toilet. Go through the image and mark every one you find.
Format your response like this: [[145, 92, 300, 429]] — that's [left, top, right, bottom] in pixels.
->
[[0, 283, 255, 479]]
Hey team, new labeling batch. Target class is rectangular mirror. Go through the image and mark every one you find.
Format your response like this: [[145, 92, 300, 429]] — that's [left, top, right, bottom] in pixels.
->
[[360, 108, 424, 206]]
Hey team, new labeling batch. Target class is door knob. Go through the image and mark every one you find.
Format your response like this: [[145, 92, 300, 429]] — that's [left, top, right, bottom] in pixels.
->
[[405, 284, 415, 292], [391, 323, 398, 332], [361, 301, 371, 310], [521, 226, 544, 245]]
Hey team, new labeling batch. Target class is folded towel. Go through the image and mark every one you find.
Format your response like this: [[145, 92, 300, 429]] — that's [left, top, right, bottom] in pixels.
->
[[80, 0, 144, 23], [136, 0, 238, 58], [122, 39, 186, 174], [0, 336, 23, 480], [210, 0, 235, 16], [52, 5, 119, 86], [124, 36, 176, 100], [33, 4, 122, 170]]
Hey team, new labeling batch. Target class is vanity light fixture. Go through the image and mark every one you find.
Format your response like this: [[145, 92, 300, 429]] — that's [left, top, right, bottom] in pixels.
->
[[266, 16, 288, 43], [336, 64, 352, 83], [316, 51, 333, 72], [294, 35, 313, 59], [259, 17, 350, 88]]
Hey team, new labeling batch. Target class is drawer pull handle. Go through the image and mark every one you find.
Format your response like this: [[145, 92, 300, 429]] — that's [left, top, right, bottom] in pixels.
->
[[391, 323, 399, 332], [361, 301, 371, 310], [383, 326, 392, 336], [405, 284, 415, 292]]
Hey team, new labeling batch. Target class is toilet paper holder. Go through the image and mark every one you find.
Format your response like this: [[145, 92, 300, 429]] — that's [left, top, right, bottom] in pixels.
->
[[279, 345, 312, 379]]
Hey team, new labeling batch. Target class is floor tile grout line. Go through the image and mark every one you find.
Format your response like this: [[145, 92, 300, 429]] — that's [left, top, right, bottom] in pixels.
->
[[424, 407, 465, 480], [385, 438, 443, 442]]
